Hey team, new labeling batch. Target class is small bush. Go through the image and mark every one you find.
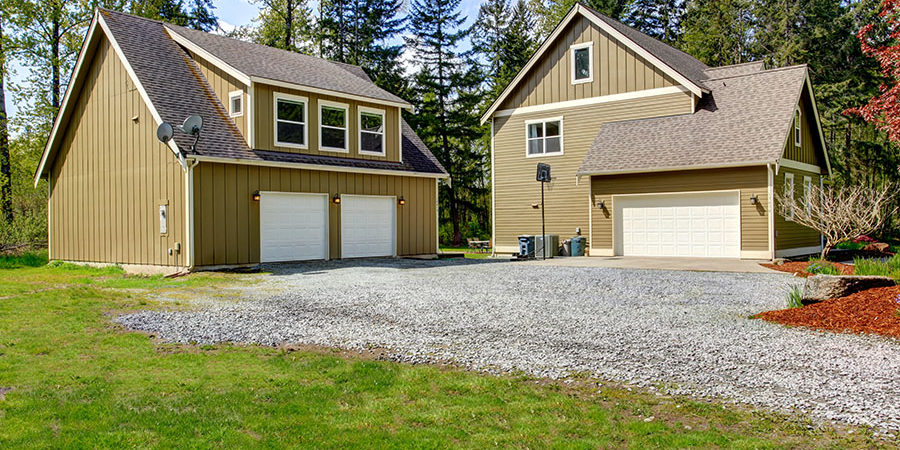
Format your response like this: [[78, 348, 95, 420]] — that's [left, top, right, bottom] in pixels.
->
[[0, 250, 49, 269], [806, 260, 842, 275], [853, 254, 900, 279], [785, 285, 803, 309]]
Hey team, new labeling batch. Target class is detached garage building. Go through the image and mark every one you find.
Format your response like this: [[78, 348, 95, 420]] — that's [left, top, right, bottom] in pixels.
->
[[33, 10, 447, 272]]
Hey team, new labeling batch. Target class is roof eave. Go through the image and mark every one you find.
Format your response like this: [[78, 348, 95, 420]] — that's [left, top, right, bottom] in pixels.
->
[[576, 161, 772, 177], [190, 154, 448, 178]]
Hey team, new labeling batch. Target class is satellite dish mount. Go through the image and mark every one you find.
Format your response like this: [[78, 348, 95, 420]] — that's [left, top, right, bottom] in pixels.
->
[[155, 115, 203, 154]]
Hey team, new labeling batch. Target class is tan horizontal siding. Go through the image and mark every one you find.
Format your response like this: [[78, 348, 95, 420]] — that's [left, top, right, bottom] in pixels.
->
[[590, 167, 770, 252], [253, 83, 401, 162], [191, 52, 249, 144], [774, 168, 821, 250], [492, 91, 693, 249], [500, 15, 676, 111], [49, 36, 186, 266], [193, 162, 436, 265]]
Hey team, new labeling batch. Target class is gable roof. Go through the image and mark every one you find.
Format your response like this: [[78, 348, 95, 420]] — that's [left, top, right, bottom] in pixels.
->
[[576, 65, 830, 176], [34, 10, 446, 184], [480, 3, 709, 123]]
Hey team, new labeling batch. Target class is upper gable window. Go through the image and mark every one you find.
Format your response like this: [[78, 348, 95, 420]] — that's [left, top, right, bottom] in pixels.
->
[[320, 100, 349, 152], [229, 90, 243, 117], [571, 42, 593, 84], [359, 106, 386, 156], [526, 118, 563, 157], [794, 108, 802, 146], [274, 93, 308, 148]]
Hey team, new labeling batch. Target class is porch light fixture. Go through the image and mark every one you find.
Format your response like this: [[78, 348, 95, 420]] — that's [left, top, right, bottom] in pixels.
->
[[398, 197, 406, 206], [749, 194, 759, 205], [332, 194, 341, 204], [252, 191, 260, 202], [596, 199, 605, 208]]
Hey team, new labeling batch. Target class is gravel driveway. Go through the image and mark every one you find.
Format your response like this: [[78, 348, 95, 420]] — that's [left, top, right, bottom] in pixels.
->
[[118, 258, 900, 432]]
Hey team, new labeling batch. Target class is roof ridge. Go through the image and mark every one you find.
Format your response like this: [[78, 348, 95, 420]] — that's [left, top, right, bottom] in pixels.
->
[[703, 64, 807, 82], [705, 61, 765, 70]]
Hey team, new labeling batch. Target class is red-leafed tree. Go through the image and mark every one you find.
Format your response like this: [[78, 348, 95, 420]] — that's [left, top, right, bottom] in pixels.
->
[[846, 0, 900, 145]]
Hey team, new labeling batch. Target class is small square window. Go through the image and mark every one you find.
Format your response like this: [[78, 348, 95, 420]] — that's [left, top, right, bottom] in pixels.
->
[[229, 91, 243, 117], [526, 119, 563, 157]]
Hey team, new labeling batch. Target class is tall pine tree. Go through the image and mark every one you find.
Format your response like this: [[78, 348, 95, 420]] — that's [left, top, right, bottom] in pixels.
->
[[472, 0, 511, 96], [625, 0, 685, 44], [129, 0, 218, 31], [241, 0, 313, 52], [533, 0, 628, 37], [680, 0, 755, 66]]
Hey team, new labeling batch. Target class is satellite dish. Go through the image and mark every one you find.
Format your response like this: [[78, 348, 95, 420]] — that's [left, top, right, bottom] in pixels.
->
[[156, 122, 174, 143], [181, 115, 202, 136]]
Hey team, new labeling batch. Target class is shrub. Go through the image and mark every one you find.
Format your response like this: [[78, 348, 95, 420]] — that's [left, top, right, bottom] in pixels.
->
[[0, 250, 49, 269], [853, 254, 900, 280], [785, 285, 803, 309], [806, 260, 842, 275]]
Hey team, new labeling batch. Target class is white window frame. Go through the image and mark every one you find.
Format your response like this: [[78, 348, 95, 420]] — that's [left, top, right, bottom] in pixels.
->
[[319, 99, 350, 153], [570, 41, 594, 85], [358, 106, 386, 156], [524, 117, 564, 158], [803, 175, 813, 213], [229, 90, 243, 117], [784, 172, 795, 221], [794, 107, 802, 146], [273, 92, 308, 149]]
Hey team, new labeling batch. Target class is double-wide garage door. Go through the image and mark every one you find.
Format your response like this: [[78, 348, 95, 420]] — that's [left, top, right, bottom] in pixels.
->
[[259, 192, 396, 262], [614, 191, 740, 258]]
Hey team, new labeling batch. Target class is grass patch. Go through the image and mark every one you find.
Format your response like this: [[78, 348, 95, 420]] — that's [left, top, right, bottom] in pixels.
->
[[0, 250, 49, 269], [0, 264, 883, 447], [853, 254, 900, 280], [440, 247, 492, 260]]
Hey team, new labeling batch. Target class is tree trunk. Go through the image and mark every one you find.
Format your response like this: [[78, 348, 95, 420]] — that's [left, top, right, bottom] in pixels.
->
[[51, 14, 61, 109], [284, 0, 293, 50], [0, 20, 11, 224]]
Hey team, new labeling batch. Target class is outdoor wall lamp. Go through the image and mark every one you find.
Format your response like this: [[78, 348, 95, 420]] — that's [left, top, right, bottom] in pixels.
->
[[398, 197, 406, 206], [749, 194, 759, 205], [252, 191, 260, 202], [332, 194, 341, 204], [596, 199, 605, 208]]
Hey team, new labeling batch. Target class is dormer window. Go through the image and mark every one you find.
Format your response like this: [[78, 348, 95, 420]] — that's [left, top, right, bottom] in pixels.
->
[[794, 107, 802, 146], [571, 42, 593, 84], [274, 93, 308, 148], [229, 90, 243, 117], [359, 106, 386, 156], [319, 100, 349, 152]]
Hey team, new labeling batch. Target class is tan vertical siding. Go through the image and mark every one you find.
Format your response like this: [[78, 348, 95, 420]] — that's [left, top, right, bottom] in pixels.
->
[[500, 15, 676, 111], [774, 169, 822, 250], [192, 162, 436, 265], [492, 92, 693, 250], [49, 37, 186, 266], [190, 52, 249, 144], [589, 167, 770, 253], [252, 83, 401, 162]]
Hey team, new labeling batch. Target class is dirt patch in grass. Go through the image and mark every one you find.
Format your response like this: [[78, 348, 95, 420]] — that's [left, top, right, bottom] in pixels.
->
[[0, 387, 12, 400], [755, 285, 900, 339], [761, 261, 855, 277]]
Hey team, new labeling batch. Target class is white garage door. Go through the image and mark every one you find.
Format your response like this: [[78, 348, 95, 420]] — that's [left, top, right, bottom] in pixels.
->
[[615, 191, 740, 258], [341, 195, 396, 258], [259, 192, 328, 262]]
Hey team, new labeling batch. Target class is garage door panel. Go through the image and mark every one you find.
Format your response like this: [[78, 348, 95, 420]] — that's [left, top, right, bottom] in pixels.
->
[[260, 193, 328, 263], [342, 195, 396, 258]]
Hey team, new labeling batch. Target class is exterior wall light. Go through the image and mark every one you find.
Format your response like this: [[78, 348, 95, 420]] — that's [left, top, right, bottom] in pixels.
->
[[398, 197, 406, 206], [596, 199, 605, 208], [749, 194, 759, 205], [332, 194, 341, 204], [252, 191, 260, 202]]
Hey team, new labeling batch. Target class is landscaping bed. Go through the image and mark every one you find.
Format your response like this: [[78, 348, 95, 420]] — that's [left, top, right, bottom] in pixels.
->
[[762, 260, 855, 277], [756, 285, 900, 339]]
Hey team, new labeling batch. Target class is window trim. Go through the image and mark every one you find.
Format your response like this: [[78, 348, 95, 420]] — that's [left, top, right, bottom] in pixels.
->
[[570, 41, 594, 85], [524, 117, 564, 158], [229, 90, 243, 118], [784, 172, 795, 221], [358, 106, 386, 156], [802, 175, 813, 213], [273, 92, 308, 149], [794, 107, 802, 146], [319, 99, 350, 153]]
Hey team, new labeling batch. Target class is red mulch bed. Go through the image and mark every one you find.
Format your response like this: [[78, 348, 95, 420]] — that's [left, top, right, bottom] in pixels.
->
[[761, 261, 855, 277], [755, 285, 900, 338]]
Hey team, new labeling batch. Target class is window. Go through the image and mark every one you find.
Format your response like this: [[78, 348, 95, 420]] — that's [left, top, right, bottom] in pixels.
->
[[229, 90, 243, 117], [274, 93, 308, 148], [525, 118, 563, 157], [803, 175, 813, 213], [571, 42, 593, 84], [794, 108, 802, 146], [359, 107, 385, 155], [319, 100, 349, 152], [783, 172, 795, 221]]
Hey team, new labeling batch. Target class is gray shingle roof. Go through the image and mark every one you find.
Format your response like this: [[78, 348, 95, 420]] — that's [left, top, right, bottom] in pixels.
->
[[577, 65, 809, 175], [703, 61, 766, 79], [164, 23, 410, 107], [100, 10, 445, 176]]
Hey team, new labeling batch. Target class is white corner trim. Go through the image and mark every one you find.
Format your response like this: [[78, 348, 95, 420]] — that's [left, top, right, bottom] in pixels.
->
[[273, 92, 309, 149], [490, 118, 496, 257], [767, 164, 775, 259], [185, 158, 199, 269], [247, 82, 255, 147], [228, 90, 244, 117], [570, 41, 594, 85], [740, 250, 771, 260], [319, 99, 350, 153], [776, 245, 823, 258], [358, 105, 386, 156], [164, 26, 252, 86], [777, 158, 821, 174], [435, 179, 440, 254], [250, 75, 412, 110], [493, 86, 689, 119], [398, 108, 403, 163]]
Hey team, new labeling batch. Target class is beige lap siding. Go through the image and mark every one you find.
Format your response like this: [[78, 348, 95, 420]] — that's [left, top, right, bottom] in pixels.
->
[[589, 167, 770, 253], [774, 169, 821, 251], [492, 91, 693, 251], [192, 162, 436, 266]]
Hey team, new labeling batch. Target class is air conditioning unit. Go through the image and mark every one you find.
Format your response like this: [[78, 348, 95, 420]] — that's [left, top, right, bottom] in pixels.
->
[[534, 234, 559, 258]]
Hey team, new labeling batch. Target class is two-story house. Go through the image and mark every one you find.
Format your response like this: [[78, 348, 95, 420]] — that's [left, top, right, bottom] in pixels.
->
[[33, 9, 448, 272], [483, 4, 829, 260]]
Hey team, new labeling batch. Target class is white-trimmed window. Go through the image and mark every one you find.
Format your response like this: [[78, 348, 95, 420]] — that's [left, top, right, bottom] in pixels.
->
[[784, 172, 795, 221], [319, 100, 349, 152], [274, 93, 308, 148], [803, 175, 813, 213], [525, 118, 563, 157], [571, 42, 593, 84], [229, 90, 243, 117], [794, 107, 802, 146], [359, 106, 385, 156]]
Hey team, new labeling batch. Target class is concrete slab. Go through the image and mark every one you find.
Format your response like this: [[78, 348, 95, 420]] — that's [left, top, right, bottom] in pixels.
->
[[518, 255, 780, 274]]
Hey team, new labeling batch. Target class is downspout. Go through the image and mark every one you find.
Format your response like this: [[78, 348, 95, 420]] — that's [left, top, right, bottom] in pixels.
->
[[184, 158, 200, 270], [767, 163, 775, 260], [46, 175, 51, 260], [490, 118, 496, 257]]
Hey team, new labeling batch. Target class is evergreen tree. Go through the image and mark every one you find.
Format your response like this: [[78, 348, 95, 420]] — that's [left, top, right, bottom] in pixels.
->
[[129, 0, 218, 31], [405, 0, 487, 245], [533, 0, 628, 37], [496, 0, 537, 95], [472, 0, 511, 95], [625, 0, 685, 44], [680, 0, 755, 66], [241, 0, 313, 52]]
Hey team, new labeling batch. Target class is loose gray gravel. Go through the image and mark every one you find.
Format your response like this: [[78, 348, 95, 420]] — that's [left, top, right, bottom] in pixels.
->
[[117, 258, 900, 432]]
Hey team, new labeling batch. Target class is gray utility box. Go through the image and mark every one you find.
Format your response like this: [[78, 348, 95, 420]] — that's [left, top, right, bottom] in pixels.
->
[[534, 234, 559, 258]]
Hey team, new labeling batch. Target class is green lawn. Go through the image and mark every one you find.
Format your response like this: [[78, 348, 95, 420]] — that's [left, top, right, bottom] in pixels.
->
[[439, 247, 492, 259], [0, 252, 885, 447]]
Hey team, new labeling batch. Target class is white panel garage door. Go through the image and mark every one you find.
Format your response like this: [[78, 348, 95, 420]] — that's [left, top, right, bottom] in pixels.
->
[[259, 192, 328, 262], [341, 195, 396, 258], [615, 192, 740, 258]]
